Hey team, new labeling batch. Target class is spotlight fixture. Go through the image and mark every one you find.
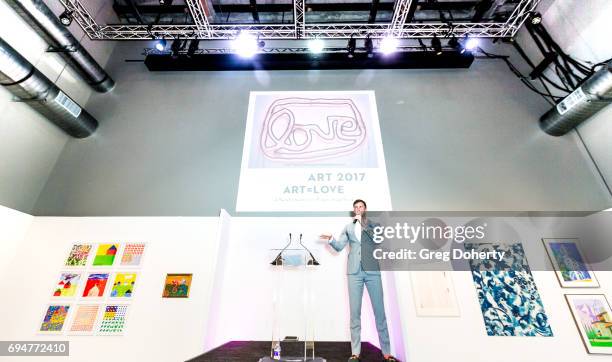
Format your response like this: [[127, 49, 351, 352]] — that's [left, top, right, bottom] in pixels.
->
[[187, 39, 200, 57], [347, 36, 356, 58], [379, 36, 398, 55], [155, 38, 167, 52], [464, 36, 479, 52], [448, 36, 467, 54], [431, 35, 442, 55], [59, 10, 72, 26], [233, 32, 259, 58], [159, 0, 173, 5], [170, 38, 184, 58], [308, 38, 324, 54], [365, 35, 374, 58], [530, 12, 542, 25]]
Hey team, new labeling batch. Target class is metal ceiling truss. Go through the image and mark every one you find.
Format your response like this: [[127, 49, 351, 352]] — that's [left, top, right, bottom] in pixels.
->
[[60, 0, 540, 41], [184, 0, 212, 38], [294, 0, 305, 38]]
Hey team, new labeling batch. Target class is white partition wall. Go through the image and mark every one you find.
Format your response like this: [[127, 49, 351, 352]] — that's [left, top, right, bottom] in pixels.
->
[[2, 207, 612, 362], [0, 205, 34, 275], [202, 216, 406, 357], [0, 214, 220, 362]]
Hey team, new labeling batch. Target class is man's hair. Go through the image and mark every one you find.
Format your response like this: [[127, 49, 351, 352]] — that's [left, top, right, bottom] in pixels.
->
[[353, 199, 367, 208]]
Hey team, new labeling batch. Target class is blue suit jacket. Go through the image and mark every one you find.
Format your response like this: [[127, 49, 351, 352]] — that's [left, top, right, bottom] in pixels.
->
[[330, 220, 380, 275]]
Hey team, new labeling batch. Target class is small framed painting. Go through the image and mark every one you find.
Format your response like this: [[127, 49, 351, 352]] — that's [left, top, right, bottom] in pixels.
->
[[92, 244, 119, 266], [82, 273, 110, 298], [68, 304, 100, 335], [64, 244, 92, 267], [119, 243, 146, 267], [52, 272, 81, 298], [542, 238, 599, 288], [97, 305, 129, 335], [565, 294, 612, 354], [162, 274, 192, 298], [39, 305, 70, 334], [110, 272, 137, 298]]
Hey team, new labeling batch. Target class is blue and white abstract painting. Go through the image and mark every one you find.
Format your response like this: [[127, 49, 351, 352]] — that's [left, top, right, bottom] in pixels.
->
[[465, 242, 553, 337]]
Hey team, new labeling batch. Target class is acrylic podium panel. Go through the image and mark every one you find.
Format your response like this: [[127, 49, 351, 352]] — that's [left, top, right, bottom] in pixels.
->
[[260, 249, 325, 362]]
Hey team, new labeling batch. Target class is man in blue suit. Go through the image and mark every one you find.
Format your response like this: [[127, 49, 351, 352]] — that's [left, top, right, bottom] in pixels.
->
[[320, 199, 399, 362]]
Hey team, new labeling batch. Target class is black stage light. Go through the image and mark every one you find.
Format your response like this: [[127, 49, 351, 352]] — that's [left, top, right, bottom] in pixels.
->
[[365, 35, 374, 58], [187, 39, 200, 57], [530, 12, 542, 25], [155, 38, 167, 52], [59, 10, 72, 26], [170, 39, 184, 58], [347, 36, 356, 58], [448, 36, 466, 54], [431, 35, 443, 55]]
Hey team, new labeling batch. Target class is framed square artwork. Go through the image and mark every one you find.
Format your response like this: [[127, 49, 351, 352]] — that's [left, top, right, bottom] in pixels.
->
[[565, 294, 612, 354], [162, 274, 192, 298], [542, 238, 599, 288]]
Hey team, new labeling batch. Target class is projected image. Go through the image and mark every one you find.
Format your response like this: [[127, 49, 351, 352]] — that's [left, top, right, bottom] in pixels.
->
[[248, 93, 378, 168], [250, 96, 376, 167], [237, 91, 392, 211]]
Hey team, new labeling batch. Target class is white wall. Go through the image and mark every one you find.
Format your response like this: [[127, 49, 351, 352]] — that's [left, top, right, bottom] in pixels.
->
[[519, 1, 612, 193], [0, 204, 33, 275], [543, 1, 612, 193], [0, 0, 116, 213], [2, 207, 612, 361], [203, 216, 406, 357], [0, 215, 220, 362], [31, 43, 612, 215]]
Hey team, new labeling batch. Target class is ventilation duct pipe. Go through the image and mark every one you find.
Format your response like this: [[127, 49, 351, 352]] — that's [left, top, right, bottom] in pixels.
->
[[0, 37, 98, 138], [540, 60, 612, 136], [5, 0, 114, 93]]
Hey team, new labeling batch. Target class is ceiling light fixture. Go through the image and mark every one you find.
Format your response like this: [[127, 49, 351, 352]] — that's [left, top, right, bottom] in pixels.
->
[[308, 38, 324, 54], [347, 36, 356, 58], [187, 39, 200, 57], [59, 10, 72, 26], [379, 36, 398, 55], [365, 35, 374, 58], [464, 36, 479, 52], [530, 12, 542, 25], [171, 38, 184, 58], [233, 32, 259, 58], [155, 38, 167, 52], [448, 36, 466, 54], [431, 35, 443, 55]]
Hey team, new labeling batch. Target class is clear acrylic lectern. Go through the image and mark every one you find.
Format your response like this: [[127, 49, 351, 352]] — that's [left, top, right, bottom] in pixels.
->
[[259, 235, 325, 362]]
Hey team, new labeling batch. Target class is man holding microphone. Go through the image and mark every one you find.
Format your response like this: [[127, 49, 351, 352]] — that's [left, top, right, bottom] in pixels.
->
[[320, 199, 399, 362]]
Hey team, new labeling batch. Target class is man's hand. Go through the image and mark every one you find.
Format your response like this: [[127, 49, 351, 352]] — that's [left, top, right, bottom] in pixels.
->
[[319, 234, 332, 241]]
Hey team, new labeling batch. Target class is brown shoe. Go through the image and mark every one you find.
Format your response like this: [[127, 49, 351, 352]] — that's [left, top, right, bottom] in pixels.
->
[[383, 356, 400, 362], [348, 355, 360, 362]]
